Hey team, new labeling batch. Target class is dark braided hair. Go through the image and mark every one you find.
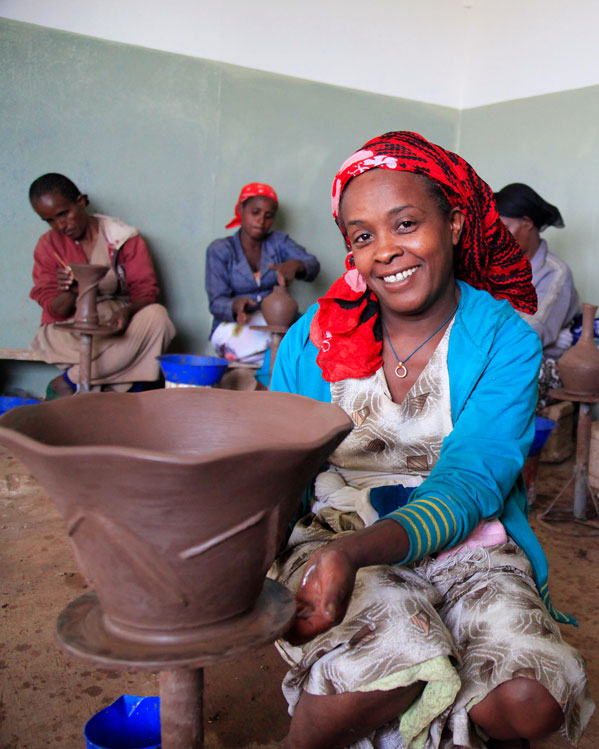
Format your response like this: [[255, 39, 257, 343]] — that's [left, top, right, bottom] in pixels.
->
[[29, 173, 89, 206], [494, 183, 564, 232]]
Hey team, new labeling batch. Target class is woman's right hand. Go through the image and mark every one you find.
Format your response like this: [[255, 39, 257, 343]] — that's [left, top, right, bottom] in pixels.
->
[[57, 267, 77, 293], [285, 520, 410, 645], [49, 266, 78, 318], [232, 296, 258, 325], [286, 544, 357, 645]]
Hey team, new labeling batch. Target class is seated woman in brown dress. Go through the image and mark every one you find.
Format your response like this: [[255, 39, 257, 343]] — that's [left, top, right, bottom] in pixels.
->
[[28, 173, 176, 396]]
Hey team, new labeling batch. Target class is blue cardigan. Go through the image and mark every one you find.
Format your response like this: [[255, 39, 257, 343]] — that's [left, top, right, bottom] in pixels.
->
[[271, 280, 574, 625]]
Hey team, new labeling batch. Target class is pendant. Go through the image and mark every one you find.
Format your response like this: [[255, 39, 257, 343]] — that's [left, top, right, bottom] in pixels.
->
[[394, 362, 408, 378]]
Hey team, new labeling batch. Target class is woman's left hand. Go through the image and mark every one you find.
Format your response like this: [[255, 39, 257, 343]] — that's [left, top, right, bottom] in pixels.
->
[[108, 306, 133, 333], [269, 259, 305, 287], [286, 544, 357, 645]]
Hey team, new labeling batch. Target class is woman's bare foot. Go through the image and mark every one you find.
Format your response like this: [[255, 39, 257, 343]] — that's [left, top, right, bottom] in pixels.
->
[[48, 374, 76, 398]]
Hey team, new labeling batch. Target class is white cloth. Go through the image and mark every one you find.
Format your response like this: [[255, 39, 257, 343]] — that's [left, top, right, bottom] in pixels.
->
[[209, 310, 271, 364]]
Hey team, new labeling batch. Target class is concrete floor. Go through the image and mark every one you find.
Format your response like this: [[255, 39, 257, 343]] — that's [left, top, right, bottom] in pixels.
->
[[1, 446, 597, 748]]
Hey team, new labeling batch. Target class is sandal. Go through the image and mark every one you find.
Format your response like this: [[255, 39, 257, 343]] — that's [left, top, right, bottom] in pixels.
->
[[45, 372, 76, 400]]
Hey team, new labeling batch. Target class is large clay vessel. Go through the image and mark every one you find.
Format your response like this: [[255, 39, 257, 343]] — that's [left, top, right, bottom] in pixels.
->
[[558, 303, 599, 397], [0, 389, 352, 644], [261, 284, 298, 328]]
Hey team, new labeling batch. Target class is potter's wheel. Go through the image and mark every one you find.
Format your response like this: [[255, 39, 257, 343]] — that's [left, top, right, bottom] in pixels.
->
[[548, 388, 599, 403], [55, 320, 116, 335], [56, 579, 295, 671], [250, 324, 289, 334]]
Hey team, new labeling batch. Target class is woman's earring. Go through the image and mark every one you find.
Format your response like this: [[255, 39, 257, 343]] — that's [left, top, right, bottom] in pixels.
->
[[347, 253, 355, 268]]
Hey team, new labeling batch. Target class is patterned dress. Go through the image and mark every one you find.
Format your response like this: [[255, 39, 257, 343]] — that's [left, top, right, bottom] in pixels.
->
[[270, 324, 594, 748]]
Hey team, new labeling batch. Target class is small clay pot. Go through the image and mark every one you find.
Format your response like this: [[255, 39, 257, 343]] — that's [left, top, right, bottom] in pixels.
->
[[558, 303, 599, 397], [261, 284, 298, 328], [70, 263, 109, 328]]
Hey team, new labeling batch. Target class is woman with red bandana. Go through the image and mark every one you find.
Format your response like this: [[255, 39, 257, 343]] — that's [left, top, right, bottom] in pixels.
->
[[269, 133, 594, 748], [205, 183, 319, 364]]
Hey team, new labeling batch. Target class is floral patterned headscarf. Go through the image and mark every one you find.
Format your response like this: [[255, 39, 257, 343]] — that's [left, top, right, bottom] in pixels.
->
[[310, 131, 537, 382]]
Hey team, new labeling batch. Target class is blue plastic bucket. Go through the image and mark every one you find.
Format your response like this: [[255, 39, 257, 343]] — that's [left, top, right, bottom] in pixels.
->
[[0, 396, 41, 416], [529, 416, 556, 456], [84, 695, 160, 749], [156, 354, 229, 387]]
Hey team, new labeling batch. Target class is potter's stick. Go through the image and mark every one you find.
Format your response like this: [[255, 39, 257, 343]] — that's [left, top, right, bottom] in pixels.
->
[[269, 332, 283, 388], [574, 403, 592, 520], [52, 250, 71, 271], [160, 668, 203, 749], [79, 333, 92, 393]]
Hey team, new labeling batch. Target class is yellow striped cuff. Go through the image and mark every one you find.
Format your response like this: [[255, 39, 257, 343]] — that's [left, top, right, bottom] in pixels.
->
[[386, 496, 458, 562]]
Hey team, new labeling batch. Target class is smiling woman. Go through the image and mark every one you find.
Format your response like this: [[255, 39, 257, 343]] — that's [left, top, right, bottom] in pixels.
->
[[268, 132, 595, 749], [340, 170, 464, 403]]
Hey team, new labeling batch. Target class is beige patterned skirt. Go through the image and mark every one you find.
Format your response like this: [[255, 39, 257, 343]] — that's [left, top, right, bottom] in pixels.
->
[[270, 509, 595, 748]]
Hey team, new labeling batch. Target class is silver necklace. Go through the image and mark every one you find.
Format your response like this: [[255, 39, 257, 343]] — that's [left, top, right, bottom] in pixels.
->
[[381, 304, 458, 378]]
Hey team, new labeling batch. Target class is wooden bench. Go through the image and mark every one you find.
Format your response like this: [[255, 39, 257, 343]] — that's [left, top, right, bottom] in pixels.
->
[[0, 348, 45, 362]]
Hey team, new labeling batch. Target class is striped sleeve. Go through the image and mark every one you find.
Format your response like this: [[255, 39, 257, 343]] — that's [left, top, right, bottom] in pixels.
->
[[385, 494, 462, 562], [539, 581, 578, 626], [381, 307, 542, 566]]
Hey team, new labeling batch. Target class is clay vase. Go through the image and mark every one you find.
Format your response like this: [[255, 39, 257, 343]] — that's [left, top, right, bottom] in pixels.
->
[[69, 263, 109, 330], [261, 284, 298, 329], [0, 389, 352, 645], [557, 303, 599, 397]]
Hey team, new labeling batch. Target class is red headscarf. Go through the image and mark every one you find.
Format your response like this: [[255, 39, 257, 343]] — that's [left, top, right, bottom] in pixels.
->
[[225, 183, 279, 229], [310, 131, 537, 382]]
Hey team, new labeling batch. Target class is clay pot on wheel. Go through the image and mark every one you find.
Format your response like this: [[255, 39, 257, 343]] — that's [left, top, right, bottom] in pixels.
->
[[261, 284, 298, 329], [69, 263, 109, 330], [0, 389, 352, 645], [558, 303, 599, 397]]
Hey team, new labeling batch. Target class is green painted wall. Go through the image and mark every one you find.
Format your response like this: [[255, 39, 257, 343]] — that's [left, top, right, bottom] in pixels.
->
[[1, 19, 457, 395], [4, 19, 595, 398], [459, 85, 599, 307]]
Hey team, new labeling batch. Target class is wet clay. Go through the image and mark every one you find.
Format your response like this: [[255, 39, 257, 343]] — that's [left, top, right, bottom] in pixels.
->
[[261, 284, 298, 329], [0, 389, 353, 646], [558, 303, 599, 397], [55, 263, 116, 391], [65, 263, 113, 333], [251, 285, 300, 383]]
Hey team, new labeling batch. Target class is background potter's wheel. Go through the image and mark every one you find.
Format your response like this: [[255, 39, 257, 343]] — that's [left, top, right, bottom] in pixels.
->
[[56, 579, 295, 671], [548, 388, 599, 403], [54, 320, 117, 335], [250, 324, 289, 334]]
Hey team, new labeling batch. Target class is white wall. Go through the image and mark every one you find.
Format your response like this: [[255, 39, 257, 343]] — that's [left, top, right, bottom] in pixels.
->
[[3, 0, 598, 108], [462, 0, 599, 107]]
